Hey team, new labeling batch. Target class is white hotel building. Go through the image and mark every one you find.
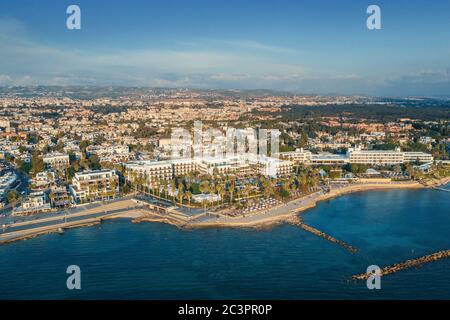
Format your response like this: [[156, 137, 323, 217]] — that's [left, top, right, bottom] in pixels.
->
[[124, 155, 294, 188], [278, 146, 433, 166], [347, 147, 405, 165], [275, 148, 312, 163], [403, 151, 434, 163]]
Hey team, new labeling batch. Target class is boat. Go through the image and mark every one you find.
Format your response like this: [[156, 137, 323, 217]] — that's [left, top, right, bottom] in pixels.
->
[[57, 227, 65, 234]]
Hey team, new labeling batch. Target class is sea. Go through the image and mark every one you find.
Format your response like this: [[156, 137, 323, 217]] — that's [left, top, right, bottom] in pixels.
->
[[0, 186, 449, 299]]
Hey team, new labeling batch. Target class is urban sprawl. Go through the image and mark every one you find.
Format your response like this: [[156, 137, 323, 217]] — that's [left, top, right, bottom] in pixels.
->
[[0, 88, 449, 217]]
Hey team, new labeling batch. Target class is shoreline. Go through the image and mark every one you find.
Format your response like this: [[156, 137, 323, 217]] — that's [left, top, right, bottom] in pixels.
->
[[0, 177, 448, 244], [185, 179, 444, 230]]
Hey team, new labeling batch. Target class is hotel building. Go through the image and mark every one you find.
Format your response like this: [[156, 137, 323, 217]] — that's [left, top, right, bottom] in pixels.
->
[[347, 147, 405, 165], [277, 148, 312, 163], [310, 153, 349, 165], [403, 152, 434, 163], [124, 154, 295, 188], [278, 146, 433, 166]]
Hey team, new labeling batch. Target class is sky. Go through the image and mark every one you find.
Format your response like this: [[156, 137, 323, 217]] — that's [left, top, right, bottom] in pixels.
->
[[0, 0, 449, 96]]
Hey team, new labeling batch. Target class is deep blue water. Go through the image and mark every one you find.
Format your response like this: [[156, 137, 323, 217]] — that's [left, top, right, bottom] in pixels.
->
[[0, 188, 449, 299]]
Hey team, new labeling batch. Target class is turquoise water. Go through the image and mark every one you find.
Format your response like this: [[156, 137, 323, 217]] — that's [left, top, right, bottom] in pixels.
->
[[0, 188, 449, 299]]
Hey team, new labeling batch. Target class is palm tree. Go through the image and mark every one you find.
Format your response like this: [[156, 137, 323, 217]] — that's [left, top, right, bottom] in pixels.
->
[[209, 182, 218, 208], [199, 180, 210, 212], [236, 187, 243, 204], [177, 182, 184, 205], [151, 179, 157, 196], [216, 184, 225, 207], [199, 180, 209, 195], [170, 179, 177, 203], [245, 182, 252, 200], [289, 175, 298, 197], [228, 178, 236, 204], [185, 179, 192, 196], [162, 180, 169, 199], [89, 184, 98, 202], [110, 179, 118, 198], [184, 191, 192, 210], [299, 172, 308, 193], [156, 179, 163, 197], [130, 171, 138, 192]]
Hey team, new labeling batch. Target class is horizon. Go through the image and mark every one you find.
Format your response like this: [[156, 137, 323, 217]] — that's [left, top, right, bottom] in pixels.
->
[[1, 85, 450, 100], [0, 0, 449, 96]]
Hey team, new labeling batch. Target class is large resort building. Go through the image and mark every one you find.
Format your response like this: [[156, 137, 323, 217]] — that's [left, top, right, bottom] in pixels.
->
[[347, 147, 405, 165], [124, 155, 294, 188], [278, 146, 433, 166], [69, 169, 119, 203]]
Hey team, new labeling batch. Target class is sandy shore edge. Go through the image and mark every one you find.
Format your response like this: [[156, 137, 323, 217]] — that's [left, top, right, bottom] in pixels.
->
[[183, 177, 450, 230]]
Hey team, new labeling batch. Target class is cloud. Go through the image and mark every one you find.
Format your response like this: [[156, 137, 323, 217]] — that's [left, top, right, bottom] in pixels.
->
[[0, 17, 307, 87], [0, 17, 449, 96]]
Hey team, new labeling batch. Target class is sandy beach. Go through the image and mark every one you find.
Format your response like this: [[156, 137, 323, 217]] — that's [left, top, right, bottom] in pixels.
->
[[185, 178, 449, 229]]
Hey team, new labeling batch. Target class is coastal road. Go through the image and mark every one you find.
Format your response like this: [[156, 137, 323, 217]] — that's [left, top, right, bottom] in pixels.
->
[[0, 199, 140, 241]]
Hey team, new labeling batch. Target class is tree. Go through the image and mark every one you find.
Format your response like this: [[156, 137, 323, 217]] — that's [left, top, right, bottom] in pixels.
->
[[30, 153, 44, 176], [199, 180, 210, 212], [199, 180, 209, 195], [177, 182, 184, 205], [162, 180, 169, 199], [110, 179, 118, 197], [206, 182, 215, 207], [216, 184, 225, 206], [87, 154, 101, 170], [406, 163, 415, 179], [184, 191, 192, 210], [227, 178, 236, 203], [7, 190, 19, 207], [170, 180, 177, 203], [299, 132, 308, 148]]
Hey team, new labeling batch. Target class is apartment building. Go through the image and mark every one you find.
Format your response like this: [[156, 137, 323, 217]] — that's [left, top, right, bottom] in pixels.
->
[[0, 171, 17, 201], [31, 171, 56, 190], [13, 191, 51, 215], [43, 152, 70, 171], [86, 144, 130, 156], [70, 169, 119, 203]]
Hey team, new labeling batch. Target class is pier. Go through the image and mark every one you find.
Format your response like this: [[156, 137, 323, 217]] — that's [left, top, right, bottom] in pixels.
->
[[353, 249, 450, 280], [287, 216, 358, 253]]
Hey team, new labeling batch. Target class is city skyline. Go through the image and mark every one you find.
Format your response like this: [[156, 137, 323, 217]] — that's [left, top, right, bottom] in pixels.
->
[[0, 0, 450, 96]]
